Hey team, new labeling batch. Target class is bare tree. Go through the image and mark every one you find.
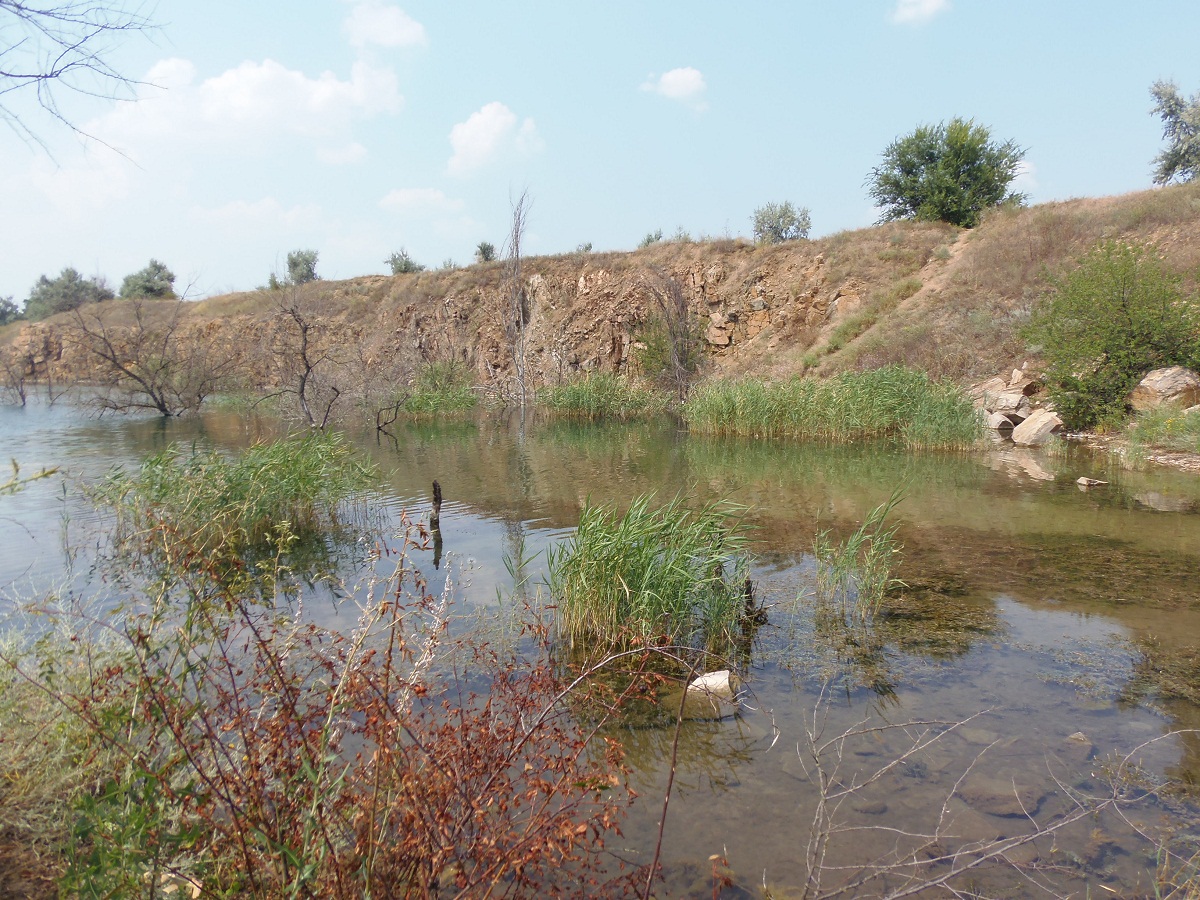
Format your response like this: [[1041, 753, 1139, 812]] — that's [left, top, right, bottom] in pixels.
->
[[0, 347, 29, 405], [68, 299, 240, 416], [274, 297, 343, 428], [0, 0, 155, 147], [504, 190, 531, 408]]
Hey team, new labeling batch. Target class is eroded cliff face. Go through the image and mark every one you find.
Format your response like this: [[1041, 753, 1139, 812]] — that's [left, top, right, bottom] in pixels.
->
[[8, 183, 1199, 400], [1, 232, 926, 395]]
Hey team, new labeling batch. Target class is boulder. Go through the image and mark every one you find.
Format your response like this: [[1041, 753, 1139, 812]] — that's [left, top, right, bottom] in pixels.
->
[[1128, 366, 1200, 412], [1012, 409, 1063, 446], [986, 411, 1015, 432]]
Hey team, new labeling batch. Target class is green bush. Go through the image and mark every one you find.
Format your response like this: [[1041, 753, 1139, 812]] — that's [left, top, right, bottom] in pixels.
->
[[386, 248, 425, 275], [402, 361, 477, 414], [287, 249, 319, 285], [752, 201, 811, 244], [868, 117, 1025, 228], [638, 229, 663, 249], [475, 241, 497, 263], [119, 259, 176, 299], [24, 267, 114, 320], [1023, 241, 1200, 430]]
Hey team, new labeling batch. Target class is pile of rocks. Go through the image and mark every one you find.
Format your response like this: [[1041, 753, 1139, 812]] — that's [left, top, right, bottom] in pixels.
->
[[969, 369, 1063, 447]]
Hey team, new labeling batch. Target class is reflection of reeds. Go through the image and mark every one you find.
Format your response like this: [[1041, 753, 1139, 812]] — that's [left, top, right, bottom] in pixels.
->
[[548, 494, 751, 656], [684, 367, 982, 449]]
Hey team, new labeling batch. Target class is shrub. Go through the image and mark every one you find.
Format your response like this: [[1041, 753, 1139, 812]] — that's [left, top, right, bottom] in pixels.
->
[[119, 259, 176, 299], [287, 249, 320, 285], [475, 241, 496, 263], [385, 248, 425, 275], [0, 296, 20, 325], [24, 267, 114, 320], [752, 201, 812, 244], [868, 117, 1025, 228], [1023, 241, 1200, 430], [548, 493, 752, 655], [638, 229, 663, 249]]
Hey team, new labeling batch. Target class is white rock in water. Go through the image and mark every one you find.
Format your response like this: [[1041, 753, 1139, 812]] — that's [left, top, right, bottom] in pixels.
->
[[1012, 408, 1063, 446]]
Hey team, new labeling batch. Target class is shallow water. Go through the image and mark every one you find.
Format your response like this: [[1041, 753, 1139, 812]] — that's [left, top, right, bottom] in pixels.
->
[[3, 397, 1200, 896]]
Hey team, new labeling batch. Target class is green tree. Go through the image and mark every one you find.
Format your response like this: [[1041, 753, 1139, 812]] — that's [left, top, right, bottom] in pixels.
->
[[752, 201, 811, 244], [0, 296, 20, 326], [638, 229, 663, 249], [119, 259, 176, 299], [867, 117, 1025, 228], [475, 241, 496, 263], [1023, 241, 1200, 430], [1150, 79, 1200, 185], [287, 249, 320, 285], [385, 249, 425, 275], [24, 267, 114, 320]]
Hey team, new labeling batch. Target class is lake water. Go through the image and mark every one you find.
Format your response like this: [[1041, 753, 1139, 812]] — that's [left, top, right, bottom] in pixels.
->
[[4, 395, 1200, 897]]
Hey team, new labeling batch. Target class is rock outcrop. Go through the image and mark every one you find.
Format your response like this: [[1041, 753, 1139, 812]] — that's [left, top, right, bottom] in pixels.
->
[[1128, 366, 1200, 412]]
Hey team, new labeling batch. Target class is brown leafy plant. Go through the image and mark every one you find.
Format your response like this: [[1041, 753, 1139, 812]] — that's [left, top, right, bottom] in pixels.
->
[[9, 508, 654, 897]]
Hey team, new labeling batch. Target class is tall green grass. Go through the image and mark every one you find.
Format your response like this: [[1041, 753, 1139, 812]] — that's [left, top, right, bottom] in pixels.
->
[[539, 372, 670, 420], [402, 361, 477, 415], [1126, 407, 1200, 455], [812, 492, 905, 627], [683, 366, 982, 449], [548, 494, 751, 655], [96, 431, 376, 564]]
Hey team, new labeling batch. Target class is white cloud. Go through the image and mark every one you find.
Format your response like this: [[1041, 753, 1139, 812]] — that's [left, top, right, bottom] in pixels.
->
[[86, 56, 401, 158], [447, 102, 542, 176], [191, 197, 323, 231], [343, 0, 427, 48], [640, 67, 707, 110], [378, 187, 465, 214], [890, 0, 951, 24]]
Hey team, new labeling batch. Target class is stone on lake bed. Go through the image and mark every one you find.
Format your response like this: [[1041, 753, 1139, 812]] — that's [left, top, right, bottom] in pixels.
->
[[957, 774, 1048, 818], [660, 670, 741, 721]]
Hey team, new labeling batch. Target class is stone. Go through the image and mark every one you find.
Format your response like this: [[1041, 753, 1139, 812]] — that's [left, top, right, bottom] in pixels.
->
[[957, 775, 1047, 818], [1128, 366, 1200, 412], [1012, 409, 1063, 446], [987, 412, 1015, 432], [1076, 477, 1108, 488], [989, 390, 1032, 419]]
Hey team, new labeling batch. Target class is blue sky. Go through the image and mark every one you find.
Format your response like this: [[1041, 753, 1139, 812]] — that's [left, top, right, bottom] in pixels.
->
[[2, 0, 1198, 301]]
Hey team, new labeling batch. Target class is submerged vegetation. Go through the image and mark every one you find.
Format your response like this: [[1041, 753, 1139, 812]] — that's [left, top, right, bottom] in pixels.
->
[[538, 372, 669, 420], [684, 366, 982, 449], [548, 494, 752, 656]]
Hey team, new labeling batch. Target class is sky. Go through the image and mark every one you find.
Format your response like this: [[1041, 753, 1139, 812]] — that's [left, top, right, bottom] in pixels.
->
[[2, 0, 1198, 302]]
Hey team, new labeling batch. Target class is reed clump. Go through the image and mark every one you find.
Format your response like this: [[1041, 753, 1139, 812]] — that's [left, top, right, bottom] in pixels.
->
[[95, 430, 376, 564], [812, 492, 905, 628], [683, 366, 982, 449], [539, 373, 670, 420], [548, 494, 752, 655], [401, 360, 477, 415]]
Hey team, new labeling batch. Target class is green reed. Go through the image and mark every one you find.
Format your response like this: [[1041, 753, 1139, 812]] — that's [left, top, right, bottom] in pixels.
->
[[683, 366, 982, 449], [538, 373, 670, 420], [548, 493, 751, 655], [95, 430, 376, 564]]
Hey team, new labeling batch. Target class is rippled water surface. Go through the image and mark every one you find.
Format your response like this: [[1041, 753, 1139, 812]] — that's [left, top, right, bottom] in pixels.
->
[[4, 397, 1200, 896]]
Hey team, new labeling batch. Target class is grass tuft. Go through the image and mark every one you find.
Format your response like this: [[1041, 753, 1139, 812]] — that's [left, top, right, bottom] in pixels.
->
[[548, 494, 751, 655]]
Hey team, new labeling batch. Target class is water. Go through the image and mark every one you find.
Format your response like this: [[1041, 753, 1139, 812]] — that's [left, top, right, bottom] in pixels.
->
[[4, 396, 1200, 896]]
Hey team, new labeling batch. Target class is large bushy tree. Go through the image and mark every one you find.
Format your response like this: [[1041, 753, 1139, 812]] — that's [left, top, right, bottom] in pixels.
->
[[24, 267, 113, 320], [1023, 241, 1200, 430], [867, 117, 1025, 228], [119, 258, 176, 299], [0, 296, 20, 325], [1150, 79, 1200, 185]]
